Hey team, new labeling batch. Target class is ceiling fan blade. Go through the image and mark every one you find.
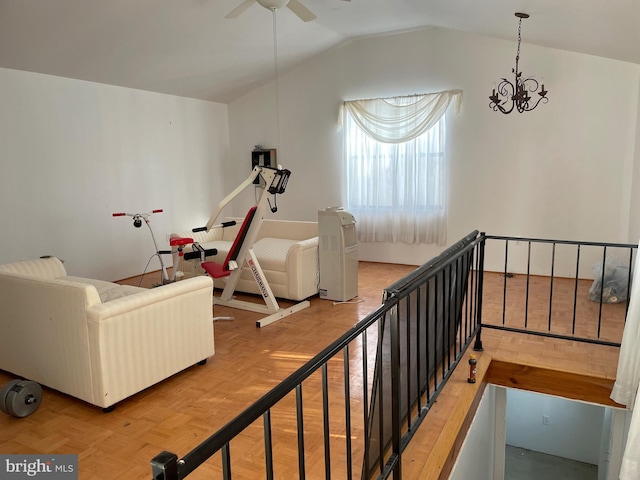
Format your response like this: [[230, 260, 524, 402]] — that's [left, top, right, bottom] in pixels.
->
[[286, 0, 316, 22], [225, 0, 256, 19]]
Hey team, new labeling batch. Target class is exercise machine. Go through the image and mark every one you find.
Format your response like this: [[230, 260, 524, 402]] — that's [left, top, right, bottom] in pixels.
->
[[113, 209, 191, 285], [113, 209, 234, 322], [113, 209, 219, 286], [194, 165, 310, 327]]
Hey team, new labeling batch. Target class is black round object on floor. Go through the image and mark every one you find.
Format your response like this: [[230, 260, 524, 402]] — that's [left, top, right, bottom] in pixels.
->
[[0, 380, 42, 418]]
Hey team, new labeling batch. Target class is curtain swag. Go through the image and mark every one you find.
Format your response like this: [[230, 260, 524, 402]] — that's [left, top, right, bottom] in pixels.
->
[[339, 89, 462, 144]]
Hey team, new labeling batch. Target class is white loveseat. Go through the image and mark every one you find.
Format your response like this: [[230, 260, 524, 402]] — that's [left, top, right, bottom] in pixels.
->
[[0, 257, 215, 410], [174, 216, 319, 301]]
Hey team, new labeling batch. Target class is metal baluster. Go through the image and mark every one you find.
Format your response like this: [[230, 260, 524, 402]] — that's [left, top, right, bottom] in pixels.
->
[[295, 385, 306, 479], [405, 295, 412, 429], [343, 346, 352, 479], [389, 304, 402, 479], [322, 364, 331, 480], [598, 247, 607, 338], [361, 329, 370, 479], [525, 241, 531, 329], [425, 280, 432, 399], [548, 243, 556, 331], [416, 285, 423, 412], [264, 410, 273, 480], [572, 245, 581, 335], [502, 240, 509, 325]]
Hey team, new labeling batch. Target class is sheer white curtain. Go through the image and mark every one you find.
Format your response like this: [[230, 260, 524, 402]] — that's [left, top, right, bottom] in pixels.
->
[[341, 90, 462, 245], [611, 241, 640, 479]]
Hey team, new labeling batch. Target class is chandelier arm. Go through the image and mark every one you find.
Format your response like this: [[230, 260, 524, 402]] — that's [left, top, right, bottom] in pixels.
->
[[490, 103, 511, 114], [519, 77, 548, 111], [492, 102, 515, 115], [497, 78, 514, 97], [489, 78, 516, 114], [522, 94, 549, 112]]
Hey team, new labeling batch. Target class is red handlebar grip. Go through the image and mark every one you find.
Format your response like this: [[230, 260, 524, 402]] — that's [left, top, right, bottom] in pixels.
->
[[152, 209, 163, 213], [112, 212, 125, 216]]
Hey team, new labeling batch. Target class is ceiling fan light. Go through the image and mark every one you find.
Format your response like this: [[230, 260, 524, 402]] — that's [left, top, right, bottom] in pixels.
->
[[257, 0, 289, 11]]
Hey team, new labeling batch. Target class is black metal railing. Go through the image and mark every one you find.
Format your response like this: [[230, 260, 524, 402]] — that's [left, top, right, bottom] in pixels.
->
[[363, 230, 482, 479], [151, 232, 634, 479], [477, 234, 637, 347], [151, 231, 484, 480]]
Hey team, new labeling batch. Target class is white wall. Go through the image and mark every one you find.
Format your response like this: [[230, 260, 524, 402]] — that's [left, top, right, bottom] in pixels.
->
[[505, 388, 604, 465], [450, 386, 626, 478], [448, 385, 496, 480], [0, 67, 229, 280], [228, 27, 640, 267], [628, 76, 640, 245], [2, 26, 638, 279]]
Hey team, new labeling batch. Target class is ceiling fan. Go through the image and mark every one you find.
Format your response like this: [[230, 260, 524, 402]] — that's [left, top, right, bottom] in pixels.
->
[[225, 0, 350, 22]]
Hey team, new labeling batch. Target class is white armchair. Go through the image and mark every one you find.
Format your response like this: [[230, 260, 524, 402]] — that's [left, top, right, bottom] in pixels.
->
[[174, 217, 319, 301]]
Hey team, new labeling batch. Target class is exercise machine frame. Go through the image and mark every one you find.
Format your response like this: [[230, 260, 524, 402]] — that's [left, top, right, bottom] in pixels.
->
[[195, 165, 309, 327]]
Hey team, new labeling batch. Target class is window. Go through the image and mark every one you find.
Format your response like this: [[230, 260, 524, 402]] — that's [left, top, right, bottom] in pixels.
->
[[341, 91, 461, 245]]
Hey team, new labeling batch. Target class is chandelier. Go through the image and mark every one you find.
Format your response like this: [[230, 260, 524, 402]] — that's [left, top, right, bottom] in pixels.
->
[[489, 13, 548, 114]]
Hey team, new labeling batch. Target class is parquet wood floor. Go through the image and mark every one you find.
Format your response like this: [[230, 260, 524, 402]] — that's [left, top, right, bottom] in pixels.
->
[[481, 271, 627, 345], [0, 264, 625, 479]]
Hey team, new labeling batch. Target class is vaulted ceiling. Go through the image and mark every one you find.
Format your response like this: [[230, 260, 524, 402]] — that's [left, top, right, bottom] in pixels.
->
[[0, 0, 638, 103]]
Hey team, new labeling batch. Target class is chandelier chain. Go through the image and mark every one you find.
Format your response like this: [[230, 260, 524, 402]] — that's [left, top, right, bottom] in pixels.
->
[[515, 17, 522, 75]]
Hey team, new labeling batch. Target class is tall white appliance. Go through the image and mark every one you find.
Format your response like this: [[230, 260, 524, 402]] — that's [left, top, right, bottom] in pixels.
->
[[318, 207, 358, 301]]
